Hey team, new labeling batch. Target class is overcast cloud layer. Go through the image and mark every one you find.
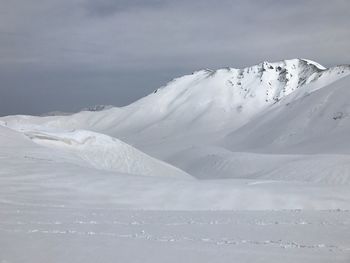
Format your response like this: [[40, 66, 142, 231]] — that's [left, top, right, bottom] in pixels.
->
[[0, 0, 349, 115]]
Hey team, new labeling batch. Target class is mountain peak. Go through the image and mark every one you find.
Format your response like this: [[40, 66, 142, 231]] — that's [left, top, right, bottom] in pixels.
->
[[152, 58, 349, 107], [132, 58, 350, 133]]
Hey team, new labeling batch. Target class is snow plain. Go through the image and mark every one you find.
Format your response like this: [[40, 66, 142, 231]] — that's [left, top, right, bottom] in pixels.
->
[[1, 59, 350, 262]]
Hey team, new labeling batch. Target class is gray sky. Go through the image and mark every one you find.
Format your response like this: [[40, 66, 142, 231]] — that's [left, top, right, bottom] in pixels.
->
[[0, 0, 349, 116]]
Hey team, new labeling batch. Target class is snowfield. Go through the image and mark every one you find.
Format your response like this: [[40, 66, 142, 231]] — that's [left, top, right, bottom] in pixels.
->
[[1, 59, 350, 262], [23, 129, 191, 179], [1, 207, 349, 263]]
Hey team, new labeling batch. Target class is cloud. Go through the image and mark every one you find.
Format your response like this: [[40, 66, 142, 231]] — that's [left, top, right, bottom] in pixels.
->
[[1, 0, 350, 70], [0, 0, 349, 115], [83, 0, 165, 16]]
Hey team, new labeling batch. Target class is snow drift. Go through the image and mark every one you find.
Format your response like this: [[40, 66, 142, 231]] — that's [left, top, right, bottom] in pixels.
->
[[23, 129, 191, 178]]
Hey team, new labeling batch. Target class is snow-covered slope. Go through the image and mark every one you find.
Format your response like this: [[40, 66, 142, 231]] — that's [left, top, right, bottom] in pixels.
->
[[24, 129, 191, 178], [0, 124, 190, 179], [0, 125, 34, 147], [164, 74, 350, 184], [3, 123, 349, 210], [224, 75, 350, 154], [1, 58, 350, 185]]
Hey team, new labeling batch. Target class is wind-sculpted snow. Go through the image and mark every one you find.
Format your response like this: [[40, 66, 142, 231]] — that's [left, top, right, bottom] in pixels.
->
[[1, 111, 350, 210], [167, 146, 350, 184], [0, 136, 349, 210], [21, 129, 191, 178]]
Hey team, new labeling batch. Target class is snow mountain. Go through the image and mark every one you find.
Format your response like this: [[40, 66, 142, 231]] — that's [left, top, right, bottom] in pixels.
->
[[4, 59, 349, 136], [1, 58, 350, 185]]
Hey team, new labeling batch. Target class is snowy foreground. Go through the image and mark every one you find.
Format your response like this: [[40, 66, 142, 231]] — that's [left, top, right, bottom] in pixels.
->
[[1, 59, 350, 262], [1, 206, 349, 263]]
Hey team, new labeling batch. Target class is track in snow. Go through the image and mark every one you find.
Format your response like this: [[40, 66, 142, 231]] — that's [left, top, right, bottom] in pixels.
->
[[1, 203, 349, 263]]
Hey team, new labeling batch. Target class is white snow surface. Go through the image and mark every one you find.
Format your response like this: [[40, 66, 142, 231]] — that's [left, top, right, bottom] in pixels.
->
[[22, 129, 191, 178], [1, 59, 350, 262]]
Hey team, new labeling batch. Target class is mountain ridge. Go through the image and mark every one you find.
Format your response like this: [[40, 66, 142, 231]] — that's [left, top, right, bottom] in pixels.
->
[[1, 58, 350, 184], [1, 58, 350, 140]]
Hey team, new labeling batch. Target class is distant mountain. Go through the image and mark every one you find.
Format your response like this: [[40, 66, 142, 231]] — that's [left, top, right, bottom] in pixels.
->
[[40, 110, 73, 117], [81, 105, 114, 112], [16, 58, 349, 143], [40, 105, 114, 117]]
